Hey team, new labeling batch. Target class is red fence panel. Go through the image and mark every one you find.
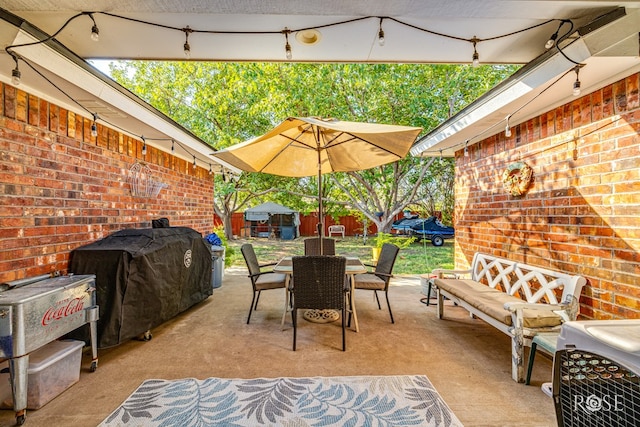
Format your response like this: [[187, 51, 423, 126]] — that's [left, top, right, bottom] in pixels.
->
[[215, 212, 377, 237]]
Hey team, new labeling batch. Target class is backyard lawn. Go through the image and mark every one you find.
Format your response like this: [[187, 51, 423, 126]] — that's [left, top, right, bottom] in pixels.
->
[[226, 236, 454, 275]]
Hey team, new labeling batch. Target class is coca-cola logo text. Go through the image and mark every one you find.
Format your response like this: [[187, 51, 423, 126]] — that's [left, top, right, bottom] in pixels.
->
[[41, 298, 85, 326]]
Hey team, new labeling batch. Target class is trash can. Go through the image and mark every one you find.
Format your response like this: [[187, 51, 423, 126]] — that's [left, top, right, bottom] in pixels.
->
[[281, 226, 295, 240], [211, 245, 225, 288]]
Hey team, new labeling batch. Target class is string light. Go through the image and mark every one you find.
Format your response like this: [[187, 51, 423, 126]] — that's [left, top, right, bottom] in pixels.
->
[[505, 115, 512, 137], [10, 54, 21, 86], [471, 37, 480, 67], [5, 10, 581, 168], [192, 155, 197, 169], [545, 20, 571, 49], [91, 113, 98, 137], [572, 65, 582, 96], [183, 26, 192, 59], [464, 141, 469, 157], [545, 31, 558, 49], [439, 150, 443, 164], [209, 164, 213, 175], [6, 51, 219, 175], [284, 28, 292, 60], [378, 18, 385, 46], [141, 136, 147, 156], [88, 13, 100, 42], [5, 11, 565, 80], [418, 66, 584, 158]]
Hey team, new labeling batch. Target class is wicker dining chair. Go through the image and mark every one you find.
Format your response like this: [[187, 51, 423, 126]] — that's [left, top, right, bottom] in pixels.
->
[[303, 237, 336, 255], [291, 256, 348, 351], [353, 243, 400, 323], [241, 243, 287, 324]]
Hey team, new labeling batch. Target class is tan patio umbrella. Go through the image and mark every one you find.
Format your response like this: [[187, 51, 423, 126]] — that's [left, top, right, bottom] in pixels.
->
[[212, 117, 422, 250]]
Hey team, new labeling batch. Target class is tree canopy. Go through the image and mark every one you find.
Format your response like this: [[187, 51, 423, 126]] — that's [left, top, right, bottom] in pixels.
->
[[109, 62, 518, 237]]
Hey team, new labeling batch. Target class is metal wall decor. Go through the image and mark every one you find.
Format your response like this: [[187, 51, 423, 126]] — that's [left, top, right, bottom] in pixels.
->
[[128, 161, 167, 197]]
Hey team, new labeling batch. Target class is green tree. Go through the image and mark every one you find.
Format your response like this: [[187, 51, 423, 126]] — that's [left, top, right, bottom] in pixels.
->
[[109, 61, 518, 237]]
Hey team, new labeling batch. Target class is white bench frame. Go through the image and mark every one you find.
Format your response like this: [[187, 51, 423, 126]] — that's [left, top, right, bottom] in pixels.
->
[[432, 252, 587, 383]]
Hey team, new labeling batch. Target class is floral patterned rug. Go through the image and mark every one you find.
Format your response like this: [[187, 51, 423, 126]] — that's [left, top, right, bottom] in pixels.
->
[[99, 375, 463, 426]]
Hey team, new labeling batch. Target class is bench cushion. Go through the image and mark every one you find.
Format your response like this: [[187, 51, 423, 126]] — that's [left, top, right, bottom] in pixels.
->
[[434, 278, 564, 328]]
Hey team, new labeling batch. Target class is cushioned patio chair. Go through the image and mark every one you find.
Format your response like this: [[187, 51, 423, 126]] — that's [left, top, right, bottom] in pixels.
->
[[241, 243, 287, 324], [303, 237, 336, 255], [291, 256, 348, 351], [353, 243, 399, 323]]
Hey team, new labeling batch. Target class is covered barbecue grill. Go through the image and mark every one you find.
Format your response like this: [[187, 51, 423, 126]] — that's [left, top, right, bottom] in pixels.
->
[[69, 227, 212, 348]]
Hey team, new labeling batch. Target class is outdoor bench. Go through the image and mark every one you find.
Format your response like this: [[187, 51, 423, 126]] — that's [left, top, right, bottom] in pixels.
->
[[328, 225, 346, 238], [429, 252, 587, 383]]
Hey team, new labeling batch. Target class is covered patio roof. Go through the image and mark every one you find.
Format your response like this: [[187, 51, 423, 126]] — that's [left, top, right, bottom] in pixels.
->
[[0, 8, 236, 172], [2, 1, 636, 64], [1, 1, 639, 163]]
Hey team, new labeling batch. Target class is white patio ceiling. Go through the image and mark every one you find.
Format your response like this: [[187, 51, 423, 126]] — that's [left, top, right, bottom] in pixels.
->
[[2, 1, 636, 63]]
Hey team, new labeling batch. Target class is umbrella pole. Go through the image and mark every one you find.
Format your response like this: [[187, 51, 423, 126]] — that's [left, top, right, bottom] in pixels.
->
[[317, 146, 324, 255]]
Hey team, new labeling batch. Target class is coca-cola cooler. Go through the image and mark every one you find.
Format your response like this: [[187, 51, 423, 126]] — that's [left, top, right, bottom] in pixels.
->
[[552, 320, 640, 427], [0, 274, 99, 425]]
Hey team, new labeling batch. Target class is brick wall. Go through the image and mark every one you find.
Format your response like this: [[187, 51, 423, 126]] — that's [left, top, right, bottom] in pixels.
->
[[0, 83, 215, 283], [454, 72, 640, 319]]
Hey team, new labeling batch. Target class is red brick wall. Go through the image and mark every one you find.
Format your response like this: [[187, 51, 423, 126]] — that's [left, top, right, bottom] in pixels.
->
[[0, 83, 216, 284], [453, 72, 640, 319]]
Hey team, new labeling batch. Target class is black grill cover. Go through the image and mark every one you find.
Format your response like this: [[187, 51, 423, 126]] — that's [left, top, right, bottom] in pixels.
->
[[69, 227, 212, 348]]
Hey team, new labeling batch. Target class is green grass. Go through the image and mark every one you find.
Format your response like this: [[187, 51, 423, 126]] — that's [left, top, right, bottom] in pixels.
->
[[226, 236, 454, 275]]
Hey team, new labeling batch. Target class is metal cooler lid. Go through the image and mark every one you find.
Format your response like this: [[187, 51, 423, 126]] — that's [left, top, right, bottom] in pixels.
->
[[0, 275, 95, 305]]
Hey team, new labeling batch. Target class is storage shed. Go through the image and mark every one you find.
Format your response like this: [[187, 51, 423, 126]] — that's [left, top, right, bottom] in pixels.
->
[[243, 202, 300, 240]]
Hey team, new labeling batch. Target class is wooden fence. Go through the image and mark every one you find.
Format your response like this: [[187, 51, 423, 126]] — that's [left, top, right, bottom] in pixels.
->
[[216, 212, 379, 237]]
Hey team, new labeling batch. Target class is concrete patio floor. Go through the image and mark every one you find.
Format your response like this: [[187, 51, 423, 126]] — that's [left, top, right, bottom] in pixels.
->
[[0, 267, 558, 426]]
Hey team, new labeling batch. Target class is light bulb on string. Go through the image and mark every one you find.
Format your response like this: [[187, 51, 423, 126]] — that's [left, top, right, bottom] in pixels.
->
[[10, 53, 21, 86], [545, 20, 569, 49], [171, 140, 175, 153], [88, 13, 99, 42], [183, 26, 192, 59], [439, 150, 443, 164], [505, 115, 512, 137], [285, 43, 292, 60], [572, 65, 582, 96], [209, 164, 213, 175], [91, 113, 98, 137], [11, 66, 21, 86], [471, 37, 480, 67], [192, 156, 197, 170], [464, 141, 469, 157], [91, 25, 99, 42], [141, 136, 147, 156], [545, 32, 558, 49], [378, 18, 385, 46], [284, 28, 292, 60]]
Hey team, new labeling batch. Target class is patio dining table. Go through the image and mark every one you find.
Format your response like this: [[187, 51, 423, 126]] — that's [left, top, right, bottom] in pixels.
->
[[274, 256, 367, 332]]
